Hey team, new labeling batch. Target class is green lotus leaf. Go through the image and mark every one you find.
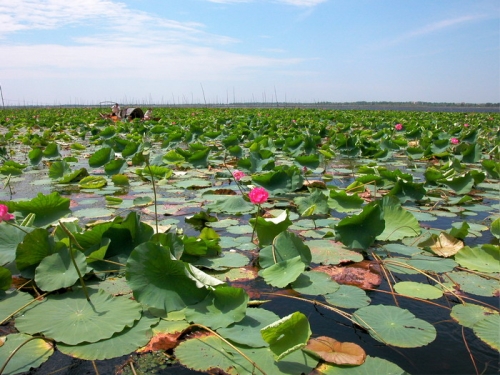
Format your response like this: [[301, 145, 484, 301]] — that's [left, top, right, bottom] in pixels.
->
[[324, 284, 371, 309], [389, 179, 426, 202], [490, 217, 500, 239], [0, 266, 11, 290], [407, 254, 457, 273], [28, 147, 43, 165], [252, 166, 304, 194], [473, 314, 500, 351], [334, 202, 385, 250], [73, 207, 113, 219], [163, 150, 186, 164], [443, 271, 499, 297], [59, 168, 89, 183], [0, 290, 37, 324], [328, 189, 364, 212], [461, 142, 481, 163], [305, 240, 363, 265], [34, 248, 88, 292], [294, 188, 330, 216], [291, 271, 340, 296], [125, 242, 209, 313], [99, 126, 116, 139], [438, 172, 474, 194], [48, 160, 71, 179], [259, 230, 311, 268], [185, 285, 248, 329], [314, 355, 407, 375], [454, 245, 500, 273], [0, 333, 54, 375], [0, 223, 30, 265], [482, 159, 500, 179], [58, 313, 158, 360], [188, 148, 210, 168], [393, 281, 443, 300], [2, 192, 71, 227], [104, 158, 127, 175], [139, 165, 173, 180], [15, 289, 141, 345], [88, 147, 114, 168], [16, 228, 65, 278], [251, 210, 293, 247], [121, 141, 139, 157], [295, 154, 320, 169], [111, 173, 129, 186], [450, 304, 498, 328], [376, 196, 421, 241], [205, 195, 255, 214], [217, 307, 280, 348], [448, 221, 470, 240], [352, 305, 436, 348], [174, 178, 211, 189], [42, 142, 60, 158], [261, 311, 312, 361], [238, 150, 275, 173], [193, 251, 249, 271], [79, 176, 107, 189], [258, 256, 305, 288]]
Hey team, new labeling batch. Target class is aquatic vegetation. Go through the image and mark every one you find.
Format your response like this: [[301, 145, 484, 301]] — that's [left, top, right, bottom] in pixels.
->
[[0, 107, 498, 374]]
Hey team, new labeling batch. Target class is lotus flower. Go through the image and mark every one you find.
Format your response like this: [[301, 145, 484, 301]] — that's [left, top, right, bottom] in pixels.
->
[[232, 170, 246, 181], [450, 138, 460, 145], [249, 187, 269, 204], [464, 123, 470, 127], [0, 204, 14, 222], [394, 123, 403, 131]]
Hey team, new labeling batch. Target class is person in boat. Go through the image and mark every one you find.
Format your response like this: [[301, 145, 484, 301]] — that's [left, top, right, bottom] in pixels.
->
[[144, 108, 153, 120], [111, 103, 121, 117]]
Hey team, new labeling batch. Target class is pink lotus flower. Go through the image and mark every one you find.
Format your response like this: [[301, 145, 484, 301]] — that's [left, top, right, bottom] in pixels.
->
[[0, 204, 14, 222], [249, 187, 269, 204], [232, 170, 246, 181], [463, 123, 470, 127], [394, 123, 403, 131], [450, 138, 460, 145]]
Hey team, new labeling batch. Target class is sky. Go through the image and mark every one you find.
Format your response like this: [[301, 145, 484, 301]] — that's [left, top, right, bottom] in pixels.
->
[[0, 0, 499, 106]]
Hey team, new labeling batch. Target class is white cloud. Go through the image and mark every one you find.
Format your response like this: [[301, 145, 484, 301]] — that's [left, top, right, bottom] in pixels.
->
[[276, 0, 327, 6]]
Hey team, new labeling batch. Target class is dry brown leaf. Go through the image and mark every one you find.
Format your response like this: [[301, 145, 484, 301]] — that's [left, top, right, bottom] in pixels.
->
[[426, 232, 464, 257], [304, 336, 366, 365], [314, 261, 382, 290]]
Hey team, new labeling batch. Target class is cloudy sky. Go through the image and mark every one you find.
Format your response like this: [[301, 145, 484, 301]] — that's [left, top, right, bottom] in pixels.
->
[[1, 0, 498, 105]]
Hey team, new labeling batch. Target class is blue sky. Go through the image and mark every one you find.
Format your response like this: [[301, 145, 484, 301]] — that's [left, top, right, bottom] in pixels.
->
[[1, 0, 498, 105]]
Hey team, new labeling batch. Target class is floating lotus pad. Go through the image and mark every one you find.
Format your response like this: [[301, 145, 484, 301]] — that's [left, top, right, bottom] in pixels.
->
[[0, 333, 54, 375]]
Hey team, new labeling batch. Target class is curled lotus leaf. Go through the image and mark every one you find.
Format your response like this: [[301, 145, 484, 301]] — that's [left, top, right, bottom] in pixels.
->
[[303, 336, 366, 365]]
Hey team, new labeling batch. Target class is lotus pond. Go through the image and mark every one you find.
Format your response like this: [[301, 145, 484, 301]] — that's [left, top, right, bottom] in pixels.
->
[[0, 107, 498, 375]]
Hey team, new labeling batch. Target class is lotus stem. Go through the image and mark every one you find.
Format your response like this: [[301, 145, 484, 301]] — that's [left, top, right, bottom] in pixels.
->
[[91, 360, 100, 375], [144, 157, 159, 234]]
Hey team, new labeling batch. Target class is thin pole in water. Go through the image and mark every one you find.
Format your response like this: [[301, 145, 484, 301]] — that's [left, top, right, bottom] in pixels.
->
[[0, 84, 4, 108]]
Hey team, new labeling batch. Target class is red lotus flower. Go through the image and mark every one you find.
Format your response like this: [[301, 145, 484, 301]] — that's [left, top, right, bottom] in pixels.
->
[[0, 204, 14, 222], [450, 138, 460, 145], [394, 123, 403, 131], [232, 170, 246, 181], [249, 187, 269, 204]]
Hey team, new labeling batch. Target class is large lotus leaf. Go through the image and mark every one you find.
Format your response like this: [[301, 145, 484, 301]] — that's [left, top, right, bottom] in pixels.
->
[[238, 150, 275, 172], [313, 355, 407, 375], [42, 142, 60, 158], [438, 172, 474, 194], [34, 248, 88, 292], [443, 271, 499, 297], [461, 142, 481, 163], [259, 231, 311, 268], [48, 160, 71, 179], [3, 192, 71, 227], [328, 190, 364, 212], [377, 196, 420, 241], [388, 179, 426, 203], [192, 252, 249, 271], [389, 255, 457, 274], [454, 245, 500, 273], [450, 304, 499, 328], [138, 165, 173, 180], [258, 256, 306, 288], [174, 178, 211, 189], [89, 147, 114, 168], [59, 168, 89, 184], [418, 232, 464, 257], [352, 305, 436, 348], [163, 150, 186, 164], [305, 240, 363, 265], [188, 148, 210, 168], [324, 285, 371, 309], [261, 311, 311, 361], [205, 195, 255, 214], [491, 217, 500, 239], [393, 281, 443, 300], [0, 333, 54, 375], [15, 289, 141, 345], [303, 336, 366, 365], [482, 159, 500, 179], [251, 210, 293, 247], [334, 202, 385, 250], [28, 147, 43, 165], [122, 141, 139, 157], [473, 314, 500, 350], [291, 271, 340, 296], [217, 307, 280, 348], [0, 223, 30, 265], [78, 176, 107, 189], [252, 166, 304, 194], [0, 266, 10, 290], [294, 188, 330, 216], [295, 154, 321, 169], [57, 313, 158, 360], [185, 285, 248, 329], [104, 158, 127, 175], [0, 291, 37, 323], [16, 228, 65, 278], [126, 242, 209, 313]]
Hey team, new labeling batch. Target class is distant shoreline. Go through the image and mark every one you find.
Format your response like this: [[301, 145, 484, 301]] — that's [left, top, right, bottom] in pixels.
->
[[2, 102, 499, 113]]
